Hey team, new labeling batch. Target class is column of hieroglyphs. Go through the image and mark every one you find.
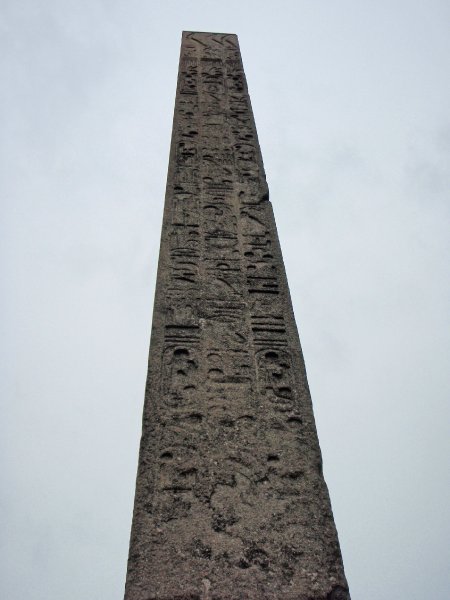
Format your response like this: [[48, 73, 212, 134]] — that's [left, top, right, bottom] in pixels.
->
[[124, 32, 350, 600]]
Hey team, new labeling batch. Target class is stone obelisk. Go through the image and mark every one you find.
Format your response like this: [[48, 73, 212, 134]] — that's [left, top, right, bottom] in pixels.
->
[[125, 32, 350, 600]]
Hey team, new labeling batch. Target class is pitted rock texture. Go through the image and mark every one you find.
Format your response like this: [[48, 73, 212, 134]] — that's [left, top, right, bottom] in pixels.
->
[[124, 31, 350, 600]]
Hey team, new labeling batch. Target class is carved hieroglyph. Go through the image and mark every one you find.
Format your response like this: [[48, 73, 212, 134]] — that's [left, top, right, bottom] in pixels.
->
[[124, 32, 350, 600]]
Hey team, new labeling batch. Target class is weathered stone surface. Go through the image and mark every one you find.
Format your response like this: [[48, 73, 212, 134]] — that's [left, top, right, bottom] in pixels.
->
[[124, 31, 350, 600]]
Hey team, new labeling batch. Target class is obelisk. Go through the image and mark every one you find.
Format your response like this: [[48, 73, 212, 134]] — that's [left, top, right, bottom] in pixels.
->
[[125, 32, 350, 600]]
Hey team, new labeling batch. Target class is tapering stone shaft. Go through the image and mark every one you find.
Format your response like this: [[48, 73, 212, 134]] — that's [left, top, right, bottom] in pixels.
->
[[125, 31, 350, 600]]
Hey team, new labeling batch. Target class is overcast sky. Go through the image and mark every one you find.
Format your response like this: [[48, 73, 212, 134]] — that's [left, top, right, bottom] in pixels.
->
[[1, 1, 449, 599]]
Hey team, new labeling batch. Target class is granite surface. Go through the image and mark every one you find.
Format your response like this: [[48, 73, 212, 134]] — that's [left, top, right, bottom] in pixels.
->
[[124, 31, 350, 600]]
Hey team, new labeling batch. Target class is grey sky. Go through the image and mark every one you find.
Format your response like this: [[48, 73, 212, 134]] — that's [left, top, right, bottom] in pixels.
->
[[1, 1, 449, 598]]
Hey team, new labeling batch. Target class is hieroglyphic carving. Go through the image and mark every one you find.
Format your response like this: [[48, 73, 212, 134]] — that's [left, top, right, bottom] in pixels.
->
[[125, 31, 350, 600], [179, 56, 198, 95]]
